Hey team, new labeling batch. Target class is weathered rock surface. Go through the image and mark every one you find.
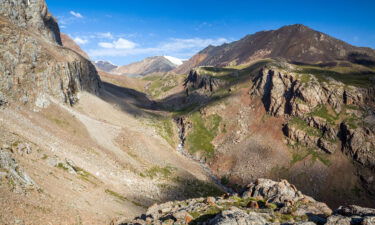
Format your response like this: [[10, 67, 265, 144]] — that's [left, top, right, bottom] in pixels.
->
[[0, 0, 62, 44], [0, 148, 37, 193], [184, 68, 223, 94], [0, 0, 101, 107], [250, 64, 375, 195], [122, 178, 375, 225]]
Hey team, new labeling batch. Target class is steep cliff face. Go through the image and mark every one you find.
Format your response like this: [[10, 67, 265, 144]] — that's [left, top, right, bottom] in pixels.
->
[[0, 0, 101, 107], [0, 0, 62, 45], [250, 63, 375, 195]]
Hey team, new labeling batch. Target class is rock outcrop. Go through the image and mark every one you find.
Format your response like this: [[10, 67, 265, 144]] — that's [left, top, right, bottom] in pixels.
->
[[0, 148, 37, 193], [250, 62, 375, 195], [0, 0, 62, 44], [0, 0, 101, 107], [184, 68, 223, 95], [122, 178, 375, 225]]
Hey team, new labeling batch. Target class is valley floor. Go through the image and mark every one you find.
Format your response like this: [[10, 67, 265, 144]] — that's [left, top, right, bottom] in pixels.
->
[[0, 74, 215, 224]]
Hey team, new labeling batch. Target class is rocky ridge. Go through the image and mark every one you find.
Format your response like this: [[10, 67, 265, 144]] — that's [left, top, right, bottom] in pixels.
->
[[0, 0, 101, 107], [175, 24, 375, 74], [249, 62, 375, 194], [123, 178, 375, 225]]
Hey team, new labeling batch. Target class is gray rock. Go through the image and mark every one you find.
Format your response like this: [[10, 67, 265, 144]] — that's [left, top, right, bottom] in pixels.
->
[[0, 148, 37, 192], [0, 0, 101, 107], [208, 207, 269, 225]]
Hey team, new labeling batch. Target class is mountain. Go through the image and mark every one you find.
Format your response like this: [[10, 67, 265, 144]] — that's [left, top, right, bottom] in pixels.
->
[[60, 33, 90, 59], [113, 56, 183, 77], [175, 24, 375, 74], [0, 0, 101, 107], [94, 60, 119, 72]]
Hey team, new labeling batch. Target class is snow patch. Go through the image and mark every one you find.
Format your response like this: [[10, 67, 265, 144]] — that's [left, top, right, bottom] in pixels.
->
[[164, 56, 183, 66]]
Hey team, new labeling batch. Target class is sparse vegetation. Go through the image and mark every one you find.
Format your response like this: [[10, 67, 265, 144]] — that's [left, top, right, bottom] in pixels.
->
[[147, 117, 176, 147], [289, 117, 322, 137], [309, 105, 339, 125], [140, 165, 176, 179], [295, 65, 375, 88], [185, 113, 222, 159]]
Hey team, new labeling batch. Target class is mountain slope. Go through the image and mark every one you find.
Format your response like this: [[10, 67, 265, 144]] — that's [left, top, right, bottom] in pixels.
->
[[175, 24, 375, 74], [113, 56, 182, 76], [0, 0, 101, 107], [94, 60, 119, 72]]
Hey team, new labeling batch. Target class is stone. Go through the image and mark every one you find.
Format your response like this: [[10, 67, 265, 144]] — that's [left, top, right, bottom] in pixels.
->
[[0, 0, 101, 107]]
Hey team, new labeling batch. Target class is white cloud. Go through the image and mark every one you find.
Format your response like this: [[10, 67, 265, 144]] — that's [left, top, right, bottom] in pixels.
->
[[70, 11, 83, 18], [90, 37, 228, 58], [97, 32, 114, 39], [73, 37, 88, 45], [98, 38, 137, 49]]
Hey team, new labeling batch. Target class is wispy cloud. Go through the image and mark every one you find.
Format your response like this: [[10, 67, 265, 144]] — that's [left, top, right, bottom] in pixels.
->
[[88, 37, 228, 57], [96, 32, 114, 39], [70, 11, 83, 18], [98, 38, 137, 49], [73, 37, 89, 45]]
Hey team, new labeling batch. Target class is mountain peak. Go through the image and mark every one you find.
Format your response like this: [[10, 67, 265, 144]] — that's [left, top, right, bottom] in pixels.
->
[[175, 24, 375, 73]]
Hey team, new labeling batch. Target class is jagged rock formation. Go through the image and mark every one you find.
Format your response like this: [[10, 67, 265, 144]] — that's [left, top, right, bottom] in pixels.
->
[[0, 0, 101, 107], [175, 24, 375, 74], [249, 62, 375, 195], [122, 178, 375, 225], [60, 33, 90, 59], [184, 68, 223, 95], [113, 56, 181, 77]]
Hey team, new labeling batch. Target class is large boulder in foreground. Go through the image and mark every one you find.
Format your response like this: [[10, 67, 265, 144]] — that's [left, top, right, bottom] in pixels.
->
[[121, 178, 375, 225]]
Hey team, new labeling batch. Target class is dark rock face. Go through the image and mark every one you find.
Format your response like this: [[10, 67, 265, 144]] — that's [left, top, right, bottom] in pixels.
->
[[122, 178, 375, 225], [0, 0, 101, 107], [184, 69, 222, 95], [176, 24, 375, 74]]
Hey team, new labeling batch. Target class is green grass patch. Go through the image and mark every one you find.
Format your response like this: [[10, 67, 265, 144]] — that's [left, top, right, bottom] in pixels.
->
[[309, 105, 339, 125], [289, 117, 323, 137], [295, 66, 375, 88], [185, 113, 222, 159], [140, 165, 176, 179], [148, 117, 176, 147]]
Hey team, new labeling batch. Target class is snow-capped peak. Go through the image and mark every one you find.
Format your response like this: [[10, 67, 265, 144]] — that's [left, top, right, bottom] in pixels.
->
[[163, 56, 183, 66]]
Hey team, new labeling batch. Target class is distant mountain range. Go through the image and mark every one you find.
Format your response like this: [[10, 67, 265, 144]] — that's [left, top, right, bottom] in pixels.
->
[[111, 56, 183, 77], [94, 60, 118, 72], [175, 24, 375, 74]]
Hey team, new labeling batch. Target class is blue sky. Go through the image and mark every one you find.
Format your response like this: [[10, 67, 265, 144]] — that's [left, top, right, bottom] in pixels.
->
[[46, 0, 375, 65]]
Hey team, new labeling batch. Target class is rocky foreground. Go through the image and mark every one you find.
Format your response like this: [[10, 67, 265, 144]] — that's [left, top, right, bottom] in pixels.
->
[[122, 179, 375, 225]]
